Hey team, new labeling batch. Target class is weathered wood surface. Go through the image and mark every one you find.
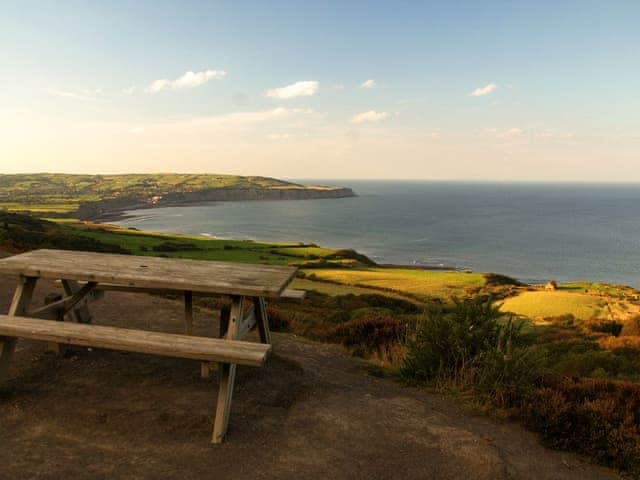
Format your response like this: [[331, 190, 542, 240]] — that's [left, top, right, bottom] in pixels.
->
[[281, 289, 306, 299], [0, 249, 297, 298], [0, 315, 271, 367], [212, 296, 243, 443], [61, 279, 95, 323], [0, 276, 37, 379], [53, 281, 306, 300], [29, 281, 97, 319]]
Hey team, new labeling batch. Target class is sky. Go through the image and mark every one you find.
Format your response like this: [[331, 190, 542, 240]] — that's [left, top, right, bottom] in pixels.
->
[[0, 0, 639, 181]]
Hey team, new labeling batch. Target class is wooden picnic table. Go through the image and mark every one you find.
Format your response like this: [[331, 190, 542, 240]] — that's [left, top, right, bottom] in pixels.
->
[[0, 249, 298, 443]]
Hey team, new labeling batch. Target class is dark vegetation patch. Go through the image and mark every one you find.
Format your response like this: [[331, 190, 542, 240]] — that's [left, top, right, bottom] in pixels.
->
[[0, 212, 129, 254], [524, 376, 640, 475], [152, 241, 203, 252]]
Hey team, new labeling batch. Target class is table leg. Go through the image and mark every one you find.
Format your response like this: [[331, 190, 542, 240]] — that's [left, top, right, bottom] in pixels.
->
[[45, 279, 95, 355], [184, 290, 193, 335], [253, 297, 271, 344], [211, 295, 243, 443], [0, 275, 37, 380], [61, 280, 93, 324]]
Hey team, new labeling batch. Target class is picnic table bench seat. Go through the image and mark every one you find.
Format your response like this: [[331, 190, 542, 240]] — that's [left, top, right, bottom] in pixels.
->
[[0, 315, 271, 367]]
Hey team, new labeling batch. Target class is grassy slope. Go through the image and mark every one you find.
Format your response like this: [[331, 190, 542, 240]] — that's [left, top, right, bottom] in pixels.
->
[[0, 173, 321, 214], [304, 268, 486, 300], [501, 291, 605, 320]]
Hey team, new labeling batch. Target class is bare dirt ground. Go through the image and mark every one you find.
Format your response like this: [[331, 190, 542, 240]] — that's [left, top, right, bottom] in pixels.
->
[[0, 273, 620, 480]]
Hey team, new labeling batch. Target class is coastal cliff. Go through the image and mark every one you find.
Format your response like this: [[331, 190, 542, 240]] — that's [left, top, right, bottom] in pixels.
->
[[77, 185, 356, 220], [0, 173, 355, 220]]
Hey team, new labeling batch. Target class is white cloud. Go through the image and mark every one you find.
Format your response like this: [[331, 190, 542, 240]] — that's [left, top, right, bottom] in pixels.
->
[[147, 69, 226, 93], [470, 83, 497, 97], [266, 81, 318, 99], [122, 86, 136, 95], [361, 79, 377, 89], [350, 110, 389, 124]]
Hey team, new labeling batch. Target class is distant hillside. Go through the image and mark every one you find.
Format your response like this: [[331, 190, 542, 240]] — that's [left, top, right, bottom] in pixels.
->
[[0, 173, 355, 219]]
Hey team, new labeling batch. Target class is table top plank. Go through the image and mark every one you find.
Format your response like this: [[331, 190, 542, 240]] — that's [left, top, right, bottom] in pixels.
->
[[0, 249, 297, 297]]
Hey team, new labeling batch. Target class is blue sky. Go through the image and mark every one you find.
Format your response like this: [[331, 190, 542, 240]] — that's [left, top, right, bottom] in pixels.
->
[[1, 1, 638, 180]]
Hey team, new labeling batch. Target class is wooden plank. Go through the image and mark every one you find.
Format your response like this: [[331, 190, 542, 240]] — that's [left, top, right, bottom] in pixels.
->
[[253, 297, 271, 344], [184, 290, 193, 335], [236, 303, 256, 340], [41, 293, 66, 354], [212, 362, 236, 444], [55, 282, 306, 300], [212, 296, 243, 443], [0, 276, 37, 379], [0, 315, 271, 367], [43, 280, 97, 354], [61, 279, 94, 324], [0, 249, 297, 298], [29, 282, 97, 318], [281, 289, 306, 299]]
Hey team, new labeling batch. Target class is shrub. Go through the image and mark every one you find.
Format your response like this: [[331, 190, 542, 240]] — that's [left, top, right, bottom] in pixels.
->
[[588, 320, 624, 337], [401, 297, 505, 383], [152, 241, 201, 252], [476, 345, 548, 406], [401, 297, 547, 404], [318, 314, 409, 360], [523, 376, 640, 475]]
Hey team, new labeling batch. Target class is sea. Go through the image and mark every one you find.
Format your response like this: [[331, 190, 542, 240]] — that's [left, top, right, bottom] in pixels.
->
[[113, 181, 640, 287]]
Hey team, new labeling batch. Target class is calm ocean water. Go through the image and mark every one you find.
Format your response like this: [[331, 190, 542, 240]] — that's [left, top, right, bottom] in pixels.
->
[[114, 181, 640, 287]]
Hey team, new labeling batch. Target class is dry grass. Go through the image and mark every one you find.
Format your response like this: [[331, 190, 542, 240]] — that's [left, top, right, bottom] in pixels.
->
[[501, 291, 606, 320]]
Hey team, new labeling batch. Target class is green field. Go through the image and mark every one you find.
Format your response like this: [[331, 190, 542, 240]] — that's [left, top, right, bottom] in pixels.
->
[[303, 268, 486, 300], [501, 291, 606, 320]]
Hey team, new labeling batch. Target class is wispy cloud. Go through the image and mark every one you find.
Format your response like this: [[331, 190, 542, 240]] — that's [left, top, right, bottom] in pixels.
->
[[46, 88, 105, 101], [122, 86, 136, 95], [482, 127, 524, 138], [361, 79, 377, 89], [470, 83, 497, 97], [147, 69, 226, 94], [266, 81, 319, 99], [351, 110, 389, 123]]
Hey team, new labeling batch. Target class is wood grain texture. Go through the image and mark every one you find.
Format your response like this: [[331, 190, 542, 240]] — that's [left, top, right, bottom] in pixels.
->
[[212, 295, 244, 443], [0, 315, 271, 367], [61, 279, 94, 324], [0, 249, 297, 298], [1, 276, 37, 379]]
